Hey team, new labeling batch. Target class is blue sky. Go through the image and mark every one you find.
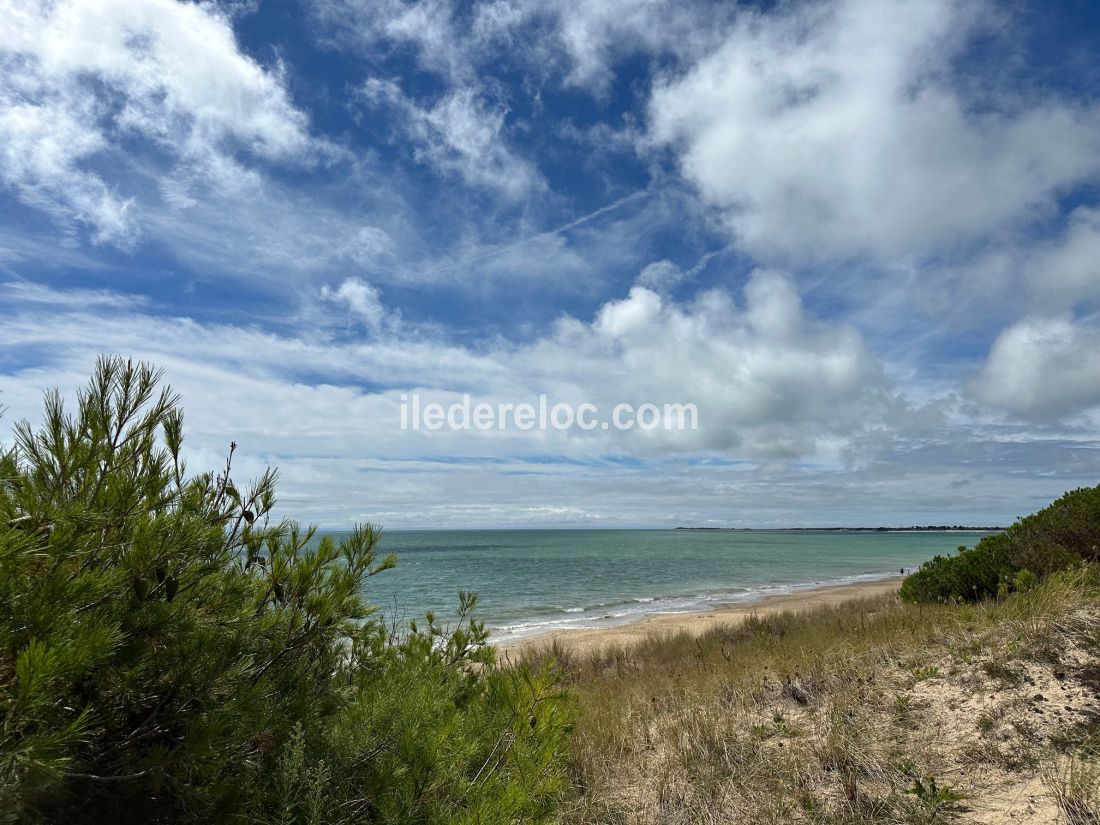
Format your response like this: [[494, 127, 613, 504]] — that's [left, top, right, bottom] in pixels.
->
[[2, 0, 1100, 527]]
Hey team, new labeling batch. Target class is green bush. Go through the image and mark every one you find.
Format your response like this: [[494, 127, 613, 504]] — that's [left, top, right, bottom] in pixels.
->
[[0, 357, 571, 823], [900, 486, 1100, 603]]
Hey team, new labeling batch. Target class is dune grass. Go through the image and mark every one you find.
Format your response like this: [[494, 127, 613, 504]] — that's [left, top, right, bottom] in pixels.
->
[[520, 566, 1100, 824]]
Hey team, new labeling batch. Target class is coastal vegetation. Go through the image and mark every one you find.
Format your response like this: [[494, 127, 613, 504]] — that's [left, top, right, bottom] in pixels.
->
[[523, 565, 1100, 823], [0, 358, 571, 823], [899, 486, 1100, 604], [2, 358, 1099, 823], [527, 488, 1100, 822]]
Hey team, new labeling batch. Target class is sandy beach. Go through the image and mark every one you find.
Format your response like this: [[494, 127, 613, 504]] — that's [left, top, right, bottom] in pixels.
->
[[497, 577, 903, 657]]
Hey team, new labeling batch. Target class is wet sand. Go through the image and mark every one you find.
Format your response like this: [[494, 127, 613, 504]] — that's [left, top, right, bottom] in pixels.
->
[[496, 577, 902, 657]]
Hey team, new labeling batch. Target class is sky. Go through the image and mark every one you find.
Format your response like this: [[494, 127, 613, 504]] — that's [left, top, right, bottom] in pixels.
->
[[2, 0, 1100, 528]]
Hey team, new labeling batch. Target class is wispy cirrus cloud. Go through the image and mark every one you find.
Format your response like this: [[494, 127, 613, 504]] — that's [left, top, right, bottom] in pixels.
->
[[0, 0, 330, 247], [359, 79, 543, 198], [314, 0, 731, 95]]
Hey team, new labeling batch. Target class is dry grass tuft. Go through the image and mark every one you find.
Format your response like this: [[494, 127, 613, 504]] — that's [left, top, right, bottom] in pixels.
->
[[1044, 746, 1100, 824], [521, 567, 1100, 824]]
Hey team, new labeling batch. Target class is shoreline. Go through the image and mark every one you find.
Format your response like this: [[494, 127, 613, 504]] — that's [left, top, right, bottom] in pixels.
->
[[495, 577, 903, 657]]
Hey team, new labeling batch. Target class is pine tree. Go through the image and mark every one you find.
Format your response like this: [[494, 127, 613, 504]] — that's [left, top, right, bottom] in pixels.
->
[[0, 357, 571, 823]]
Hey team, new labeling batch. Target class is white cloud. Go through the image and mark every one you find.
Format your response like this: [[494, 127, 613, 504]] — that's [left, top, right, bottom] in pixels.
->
[[361, 79, 542, 198], [636, 260, 685, 293], [320, 277, 396, 334], [0, 91, 137, 246], [539, 270, 885, 455], [0, 279, 148, 310], [3, 0, 1099, 528], [1028, 207, 1100, 311], [4, 270, 885, 460], [318, 0, 730, 97], [343, 226, 395, 267], [0, 0, 324, 246], [523, 0, 730, 94], [909, 205, 1100, 330], [4, 275, 1097, 527], [635, 247, 724, 294], [971, 316, 1100, 420], [338, 0, 469, 80], [646, 0, 1100, 263]]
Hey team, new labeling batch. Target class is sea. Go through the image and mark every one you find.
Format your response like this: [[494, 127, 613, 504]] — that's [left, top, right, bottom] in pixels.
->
[[344, 528, 993, 643]]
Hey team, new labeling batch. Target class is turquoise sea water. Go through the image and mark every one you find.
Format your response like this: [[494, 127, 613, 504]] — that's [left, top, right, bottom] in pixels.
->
[[347, 529, 992, 643]]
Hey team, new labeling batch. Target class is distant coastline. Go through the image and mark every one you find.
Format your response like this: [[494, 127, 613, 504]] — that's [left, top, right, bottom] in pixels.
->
[[675, 526, 1004, 532]]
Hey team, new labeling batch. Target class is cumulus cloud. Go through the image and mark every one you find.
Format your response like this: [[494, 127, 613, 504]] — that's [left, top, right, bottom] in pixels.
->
[[1027, 208, 1100, 311], [646, 0, 1100, 263], [971, 316, 1100, 420], [535, 270, 885, 455], [0, 0, 324, 246]]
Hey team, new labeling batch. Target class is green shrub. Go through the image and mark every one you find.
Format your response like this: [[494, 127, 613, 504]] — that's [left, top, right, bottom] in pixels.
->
[[901, 486, 1100, 603], [899, 534, 1012, 603], [0, 357, 571, 823]]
